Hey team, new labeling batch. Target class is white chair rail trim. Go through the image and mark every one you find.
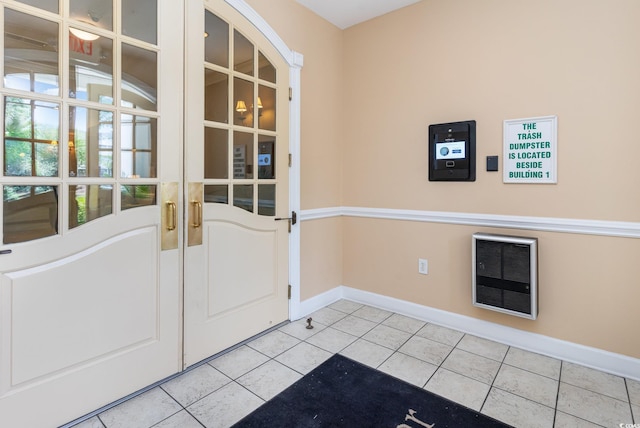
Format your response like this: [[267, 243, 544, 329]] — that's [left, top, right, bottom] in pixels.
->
[[300, 206, 640, 239]]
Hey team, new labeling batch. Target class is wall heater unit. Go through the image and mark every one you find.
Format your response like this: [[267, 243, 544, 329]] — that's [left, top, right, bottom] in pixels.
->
[[472, 233, 538, 320]]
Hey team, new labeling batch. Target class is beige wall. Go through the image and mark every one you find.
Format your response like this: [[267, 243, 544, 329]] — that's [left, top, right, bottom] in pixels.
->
[[245, 0, 344, 210], [343, 218, 640, 358], [341, 0, 640, 358], [342, 0, 640, 220], [300, 218, 343, 300], [244, 0, 345, 297], [247, 0, 640, 358]]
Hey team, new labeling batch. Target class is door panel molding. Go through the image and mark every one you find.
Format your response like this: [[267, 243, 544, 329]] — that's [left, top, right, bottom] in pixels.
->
[[206, 221, 279, 318], [4, 227, 159, 388]]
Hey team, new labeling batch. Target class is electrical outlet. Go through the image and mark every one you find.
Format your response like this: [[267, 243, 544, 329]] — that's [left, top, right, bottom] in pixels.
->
[[418, 258, 428, 275]]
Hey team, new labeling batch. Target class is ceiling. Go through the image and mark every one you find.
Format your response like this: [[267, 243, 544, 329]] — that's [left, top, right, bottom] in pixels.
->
[[295, 0, 422, 29]]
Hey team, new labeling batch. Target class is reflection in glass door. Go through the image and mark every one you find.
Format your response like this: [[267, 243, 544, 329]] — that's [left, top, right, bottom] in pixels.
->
[[3, 0, 161, 241], [203, 9, 280, 215]]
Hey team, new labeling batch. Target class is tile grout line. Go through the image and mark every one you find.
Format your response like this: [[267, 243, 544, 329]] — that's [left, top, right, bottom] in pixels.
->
[[420, 322, 461, 389], [419, 326, 465, 390], [624, 378, 635, 424], [372, 330, 418, 373], [159, 351, 272, 426], [73, 301, 627, 428], [552, 367, 614, 428], [485, 347, 563, 423], [256, 303, 606, 426], [146, 387, 187, 428], [96, 415, 107, 428], [477, 343, 509, 416], [552, 360, 563, 428]]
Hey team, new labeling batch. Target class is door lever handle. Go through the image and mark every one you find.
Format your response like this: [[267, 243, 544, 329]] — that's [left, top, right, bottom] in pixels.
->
[[275, 211, 297, 233], [274, 211, 297, 225]]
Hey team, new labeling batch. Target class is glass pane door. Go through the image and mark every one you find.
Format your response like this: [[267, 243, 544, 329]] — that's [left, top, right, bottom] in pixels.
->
[[0, 1, 183, 426], [184, 0, 290, 365], [2, 0, 160, 243]]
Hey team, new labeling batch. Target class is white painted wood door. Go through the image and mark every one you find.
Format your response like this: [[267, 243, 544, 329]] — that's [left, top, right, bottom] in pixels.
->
[[183, 0, 291, 366], [0, 0, 183, 426]]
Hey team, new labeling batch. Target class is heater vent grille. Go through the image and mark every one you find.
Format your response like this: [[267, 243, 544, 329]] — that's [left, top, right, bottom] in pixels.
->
[[472, 233, 538, 320]]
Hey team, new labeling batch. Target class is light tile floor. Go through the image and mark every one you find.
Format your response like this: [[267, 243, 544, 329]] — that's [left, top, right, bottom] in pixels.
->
[[68, 300, 639, 428]]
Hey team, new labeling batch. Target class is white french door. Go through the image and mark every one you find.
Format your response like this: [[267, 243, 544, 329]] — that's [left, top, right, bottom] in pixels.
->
[[0, 0, 290, 427], [0, 0, 183, 426], [0, 0, 293, 426], [183, 0, 291, 366]]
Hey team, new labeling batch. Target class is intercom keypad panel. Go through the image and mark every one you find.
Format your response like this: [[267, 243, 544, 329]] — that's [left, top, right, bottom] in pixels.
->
[[428, 120, 476, 181]]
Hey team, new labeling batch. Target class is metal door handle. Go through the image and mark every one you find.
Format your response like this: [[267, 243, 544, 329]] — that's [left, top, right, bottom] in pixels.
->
[[275, 211, 297, 233], [191, 200, 202, 228], [161, 182, 179, 250], [166, 201, 177, 231], [274, 211, 297, 225]]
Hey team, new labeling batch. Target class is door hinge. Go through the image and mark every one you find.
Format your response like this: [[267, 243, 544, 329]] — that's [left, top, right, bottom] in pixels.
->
[[289, 87, 292, 101], [288, 153, 292, 167], [288, 284, 292, 299]]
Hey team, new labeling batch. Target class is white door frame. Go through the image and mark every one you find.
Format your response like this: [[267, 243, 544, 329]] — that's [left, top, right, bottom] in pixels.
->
[[224, 0, 304, 320]]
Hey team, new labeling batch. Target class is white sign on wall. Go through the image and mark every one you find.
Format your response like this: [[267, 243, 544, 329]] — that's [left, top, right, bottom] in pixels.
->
[[233, 146, 246, 179], [503, 115, 557, 184]]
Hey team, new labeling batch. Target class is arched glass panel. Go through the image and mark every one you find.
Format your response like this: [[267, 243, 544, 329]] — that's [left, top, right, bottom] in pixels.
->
[[4, 97, 59, 177], [69, 106, 113, 178], [234, 77, 253, 127], [204, 127, 228, 179], [258, 85, 275, 131], [234, 30, 253, 76], [233, 131, 253, 179], [69, 32, 114, 103], [202, 11, 279, 217], [4, 10, 59, 95], [204, 69, 228, 123], [122, 0, 157, 44], [120, 114, 156, 178], [121, 185, 156, 210], [121, 44, 157, 111], [205, 11, 228, 67], [69, 184, 112, 228], [70, 0, 113, 31], [258, 51, 276, 83], [2, 0, 159, 244], [14, 0, 58, 14], [3, 185, 58, 243]]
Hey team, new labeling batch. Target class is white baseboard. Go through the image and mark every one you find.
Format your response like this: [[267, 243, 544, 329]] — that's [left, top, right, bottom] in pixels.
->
[[297, 285, 640, 382], [294, 287, 343, 320]]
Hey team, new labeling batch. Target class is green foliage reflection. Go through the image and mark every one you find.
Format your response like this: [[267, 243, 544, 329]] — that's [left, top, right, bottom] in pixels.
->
[[4, 97, 59, 177]]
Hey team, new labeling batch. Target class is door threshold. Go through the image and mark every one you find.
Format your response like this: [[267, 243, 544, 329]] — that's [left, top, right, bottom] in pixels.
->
[[185, 319, 291, 370]]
